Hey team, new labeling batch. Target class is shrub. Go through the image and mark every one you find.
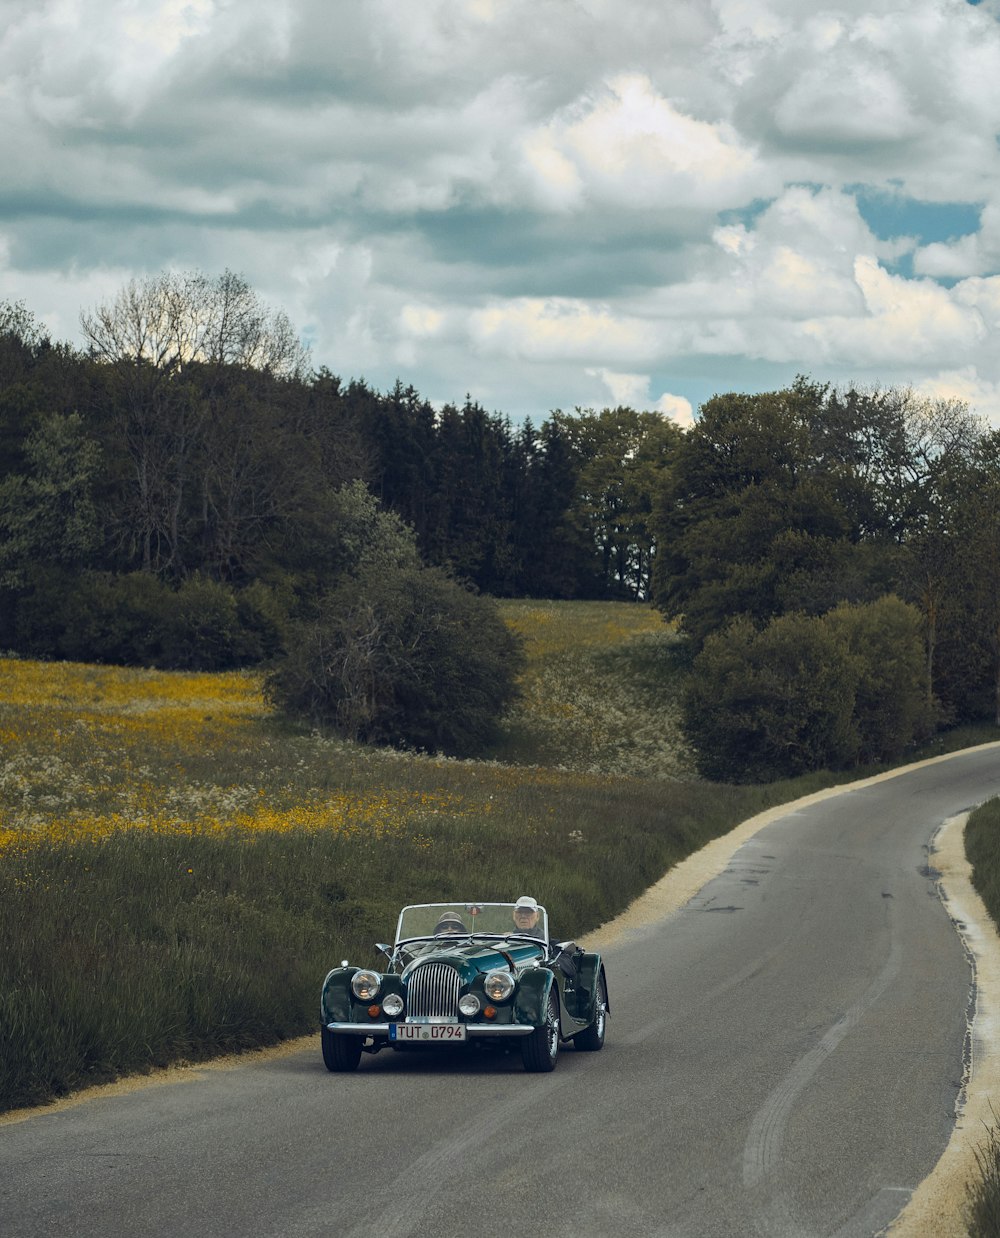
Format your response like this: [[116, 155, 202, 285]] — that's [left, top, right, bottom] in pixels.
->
[[51, 570, 169, 665], [267, 565, 525, 756], [684, 613, 860, 782], [15, 571, 287, 671], [684, 597, 939, 782], [157, 575, 242, 670], [824, 595, 935, 763]]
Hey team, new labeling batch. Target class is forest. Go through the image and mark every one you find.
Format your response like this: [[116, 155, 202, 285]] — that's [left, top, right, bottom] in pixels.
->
[[2, 271, 1000, 779]]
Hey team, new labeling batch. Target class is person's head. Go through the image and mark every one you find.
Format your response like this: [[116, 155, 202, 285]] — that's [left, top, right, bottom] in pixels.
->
[[435, 910, 465, 935], [512, 896, 540, 932]]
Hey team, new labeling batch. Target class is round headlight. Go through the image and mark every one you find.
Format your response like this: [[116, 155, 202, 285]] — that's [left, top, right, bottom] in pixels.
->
[[483, 970, 515, 1002], [382, 993, 404, 1018], [458, 993, 481, 1017], [351, 970, 382, 1001]]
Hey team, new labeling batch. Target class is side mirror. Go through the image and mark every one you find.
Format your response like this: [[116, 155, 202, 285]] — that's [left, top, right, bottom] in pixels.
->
[[376, 942, 393, 961]]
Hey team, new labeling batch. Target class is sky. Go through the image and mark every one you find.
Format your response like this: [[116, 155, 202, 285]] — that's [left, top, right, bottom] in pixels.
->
[[3, 0, 1000, 428]]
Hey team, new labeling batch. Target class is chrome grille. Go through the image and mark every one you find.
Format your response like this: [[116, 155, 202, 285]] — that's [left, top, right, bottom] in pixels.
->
[[406, 963, 460, 1019]]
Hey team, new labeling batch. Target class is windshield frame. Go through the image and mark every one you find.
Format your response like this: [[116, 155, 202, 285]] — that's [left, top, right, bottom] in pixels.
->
[[394, 901, 548, 946]]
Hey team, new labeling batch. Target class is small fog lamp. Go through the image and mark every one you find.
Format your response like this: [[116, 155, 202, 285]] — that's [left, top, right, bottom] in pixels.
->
[[458, 994, 481, 1017], [382, 993, 404, 1018]]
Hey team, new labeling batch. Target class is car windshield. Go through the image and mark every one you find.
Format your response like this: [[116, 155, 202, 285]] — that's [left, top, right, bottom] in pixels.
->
[[396, 902, 548, 944]]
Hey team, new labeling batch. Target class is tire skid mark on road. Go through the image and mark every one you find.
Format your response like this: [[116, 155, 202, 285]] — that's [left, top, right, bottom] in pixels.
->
[[345, 1072, 572, 1238], [742, 938, 903, 1189]]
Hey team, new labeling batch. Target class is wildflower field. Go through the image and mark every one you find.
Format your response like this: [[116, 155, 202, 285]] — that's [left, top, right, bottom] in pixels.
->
[[495, 600, 693, 778], [3, 601, 992, 1113]]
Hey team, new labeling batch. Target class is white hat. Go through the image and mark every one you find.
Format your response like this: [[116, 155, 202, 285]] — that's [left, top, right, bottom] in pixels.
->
[[514, 896, 539, 911]]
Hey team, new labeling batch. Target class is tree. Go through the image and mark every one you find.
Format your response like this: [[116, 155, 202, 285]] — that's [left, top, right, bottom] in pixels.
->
[[518, 414, 589, 597], [683, 612, 860, 782], [0, 412, 102, 588], [824, 596, 934, 762], [652, 382, 852, 643], [651, 379, 982, 650], [80, 270, 309, 577], [949, 433, 1000, 724], [267, 565, 524, 756], [565, 406, 683, 599]]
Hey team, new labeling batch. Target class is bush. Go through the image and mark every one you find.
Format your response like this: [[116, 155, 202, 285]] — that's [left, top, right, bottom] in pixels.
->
[[683, 597, 939, 782], [10, 570, 287, 670], [684, 613, 860, 782], [35, 569, 168, 665], [157, 575, 243, 670], [267, 565, 525, 756], [824, 595, 935, 762]]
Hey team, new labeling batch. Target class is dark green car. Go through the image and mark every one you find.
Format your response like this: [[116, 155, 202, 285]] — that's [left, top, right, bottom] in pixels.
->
[[321, 901, 610, 1073]]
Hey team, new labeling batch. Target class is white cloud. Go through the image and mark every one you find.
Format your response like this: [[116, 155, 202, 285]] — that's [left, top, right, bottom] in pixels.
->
[[915, 203, 1000, 280], [583, 367, 696, 426], [655, 393, 696, 429], [916, 367, 1000, 428], [469, 298, 659, 362], [520, 73, 758, 211]]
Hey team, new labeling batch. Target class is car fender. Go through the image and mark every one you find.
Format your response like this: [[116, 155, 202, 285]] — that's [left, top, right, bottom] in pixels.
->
[[321, 966, 358, 1023], [513, 966, 558, 1029], [577, 954, 610, 1018]]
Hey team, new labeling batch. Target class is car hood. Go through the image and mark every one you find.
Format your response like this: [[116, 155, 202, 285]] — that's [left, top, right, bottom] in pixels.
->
[[401, 940, 541, 982]]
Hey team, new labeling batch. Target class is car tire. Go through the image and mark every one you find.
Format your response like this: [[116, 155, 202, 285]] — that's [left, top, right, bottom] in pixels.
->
[[521, 989, 559, 1073], [573, 969, 607, 1051], [322, 1027, 363, 1072]]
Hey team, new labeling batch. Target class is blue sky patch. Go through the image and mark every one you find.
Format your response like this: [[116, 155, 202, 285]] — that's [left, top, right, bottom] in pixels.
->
[[853, 188, 982, 244]]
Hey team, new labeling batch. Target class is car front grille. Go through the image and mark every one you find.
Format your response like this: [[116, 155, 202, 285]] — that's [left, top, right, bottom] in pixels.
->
[[406, 963, 460, 1019]]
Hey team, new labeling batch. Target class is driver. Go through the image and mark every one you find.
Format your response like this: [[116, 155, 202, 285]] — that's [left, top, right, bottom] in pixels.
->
[[511, 895, 544, 939], [434, 910, 466, 935]]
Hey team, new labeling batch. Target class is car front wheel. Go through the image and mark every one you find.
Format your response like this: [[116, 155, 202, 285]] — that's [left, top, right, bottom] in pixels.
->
[[521, 990, 559, 1073], [322, 1027, 363, 1072]]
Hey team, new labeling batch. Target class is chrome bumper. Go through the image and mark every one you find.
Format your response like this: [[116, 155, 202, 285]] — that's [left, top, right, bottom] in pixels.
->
[[325, 1022, 533, 1037]]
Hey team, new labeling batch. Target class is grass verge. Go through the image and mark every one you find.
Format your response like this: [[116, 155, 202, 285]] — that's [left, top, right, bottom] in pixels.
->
[[966, 803, 1000, 1236]]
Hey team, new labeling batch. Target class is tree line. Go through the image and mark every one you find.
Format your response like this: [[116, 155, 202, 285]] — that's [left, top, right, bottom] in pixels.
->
[[0, 276, 679, 613]]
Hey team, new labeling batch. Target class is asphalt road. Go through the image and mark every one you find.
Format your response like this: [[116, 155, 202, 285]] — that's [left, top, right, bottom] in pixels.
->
[[4, 747, 1000, 1238]]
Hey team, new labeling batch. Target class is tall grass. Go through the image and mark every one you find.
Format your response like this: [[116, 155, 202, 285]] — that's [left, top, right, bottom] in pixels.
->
[[495, 600, 692, 777], [966, 803, 1000, 1236]]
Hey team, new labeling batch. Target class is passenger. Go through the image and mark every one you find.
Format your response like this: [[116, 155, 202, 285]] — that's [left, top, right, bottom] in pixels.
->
[[434, 910, 466, 935]]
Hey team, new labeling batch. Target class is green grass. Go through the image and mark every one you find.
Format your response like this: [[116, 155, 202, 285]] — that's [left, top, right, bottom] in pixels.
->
[[967, 1116, 1000, 1238], [493, 600, 692, 777], [966, 802, 1000, 1236]]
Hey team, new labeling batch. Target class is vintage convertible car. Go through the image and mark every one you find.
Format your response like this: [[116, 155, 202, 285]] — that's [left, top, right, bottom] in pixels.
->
[[320, 901, 609, 1073]]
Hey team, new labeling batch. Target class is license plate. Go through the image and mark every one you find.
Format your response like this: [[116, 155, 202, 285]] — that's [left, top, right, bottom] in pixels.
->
[[389, 1023, 467, 1042]]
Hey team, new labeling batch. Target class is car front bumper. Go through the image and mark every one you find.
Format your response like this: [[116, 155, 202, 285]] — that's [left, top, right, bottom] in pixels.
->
[[325, 1022, 534, 1037]]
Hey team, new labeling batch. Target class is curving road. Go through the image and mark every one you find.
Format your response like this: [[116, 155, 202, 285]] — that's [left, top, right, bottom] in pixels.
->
[[3, 747, 1000, 1237]]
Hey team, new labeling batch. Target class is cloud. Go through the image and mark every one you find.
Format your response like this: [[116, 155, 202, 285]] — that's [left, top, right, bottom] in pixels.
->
[[914, 203, 1000, 279], [585, 366, 696, 426], [520, 73, 759, 211], [915, 366, 1000, 426]]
